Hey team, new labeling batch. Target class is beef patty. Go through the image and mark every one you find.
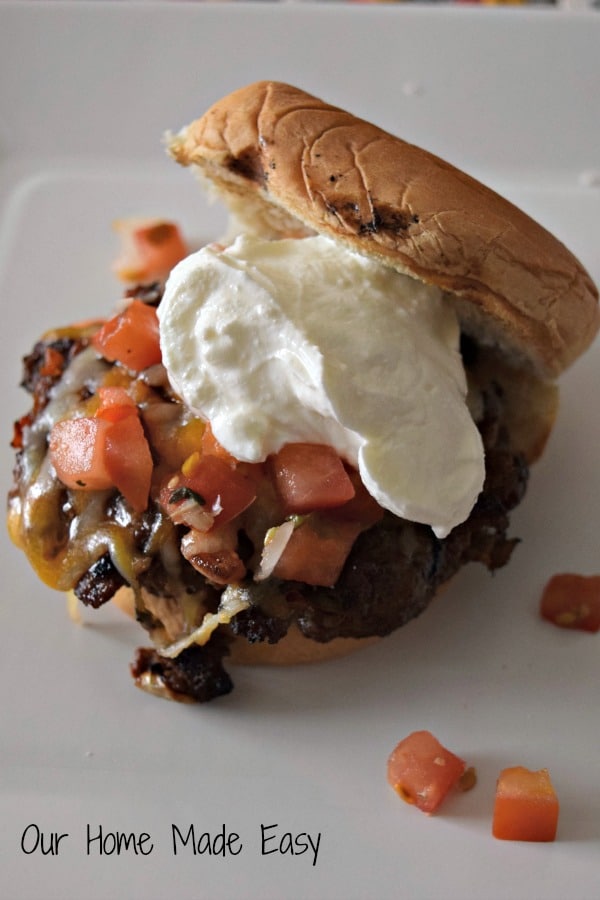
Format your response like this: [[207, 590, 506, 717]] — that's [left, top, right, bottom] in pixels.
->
[[9, 303, 528, 702]]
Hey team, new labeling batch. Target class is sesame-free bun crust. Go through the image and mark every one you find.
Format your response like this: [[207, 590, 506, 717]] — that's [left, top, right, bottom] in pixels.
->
[[111, 586, 378, 666], [227, 626, 380, 667], [168, 81, 598, 378]]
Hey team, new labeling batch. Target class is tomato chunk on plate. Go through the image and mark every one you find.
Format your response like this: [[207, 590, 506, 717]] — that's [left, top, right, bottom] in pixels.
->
[[492, 766, 559, 842], [271, 443, 355, 515], [387, 730, 466, 814], [540, 573, 600, 633], [112, 217, 188, 283]]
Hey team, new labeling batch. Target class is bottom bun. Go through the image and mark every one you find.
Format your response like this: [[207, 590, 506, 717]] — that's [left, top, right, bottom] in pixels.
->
[[227, 625, 380, 666], [110, 585, 379, 667]]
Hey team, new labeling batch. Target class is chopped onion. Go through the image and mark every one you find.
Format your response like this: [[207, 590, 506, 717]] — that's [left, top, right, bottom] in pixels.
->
[[140, 363, 169, 388], [168, 496, 214, 531], [180, 527, 232, 557], [159, 585, 251, 658], [254, 520, 295, 582]]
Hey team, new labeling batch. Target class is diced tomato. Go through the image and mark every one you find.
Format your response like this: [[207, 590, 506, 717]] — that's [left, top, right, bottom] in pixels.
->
[[272, 516, 362, 587], [540, 573, 600, 633], [271, 443, 355, 515], [39, 346, 65, 378], [201, 421, 237, 464], [95, 386, 137, 422], [188, 454, 256, 524], [112, 217, 188, 283], [161, 455, 256, 530], [49, 403, 153, 513], [387, 730, 467, 814], [104, 413, 153, 513], [328, 469, 384, 527], [268, 470, 382, 587], [92, 299, 162, 372], [492, 766, 559, 842], [161, 480, 215, 532], [49, 417, 114, 491]]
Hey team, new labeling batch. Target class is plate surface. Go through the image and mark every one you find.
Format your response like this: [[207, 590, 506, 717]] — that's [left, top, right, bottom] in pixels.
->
[[1, 4, 599, 899]]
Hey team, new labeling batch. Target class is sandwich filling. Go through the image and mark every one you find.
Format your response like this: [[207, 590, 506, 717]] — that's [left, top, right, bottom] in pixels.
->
[[158, 234, 485, 539], [8, 273, 529, 702]]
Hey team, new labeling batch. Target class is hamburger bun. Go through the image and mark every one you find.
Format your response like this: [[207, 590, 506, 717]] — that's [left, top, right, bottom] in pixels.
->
[[112, 585, 380, 668], [168, 81, 598, 380]]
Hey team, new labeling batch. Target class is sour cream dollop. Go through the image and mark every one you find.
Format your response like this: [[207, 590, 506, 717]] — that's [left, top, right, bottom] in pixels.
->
[[158, 234, 484, 538]]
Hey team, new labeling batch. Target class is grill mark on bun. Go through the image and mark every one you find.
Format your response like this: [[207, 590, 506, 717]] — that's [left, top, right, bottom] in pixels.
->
[[169, 81, 598, 377], [226, 151, 267, 186]]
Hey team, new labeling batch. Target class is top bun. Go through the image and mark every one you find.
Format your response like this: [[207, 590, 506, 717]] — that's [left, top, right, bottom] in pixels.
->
[[168, 81, 599, 378]]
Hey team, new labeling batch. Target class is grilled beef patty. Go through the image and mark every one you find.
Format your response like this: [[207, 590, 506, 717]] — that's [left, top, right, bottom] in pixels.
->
[[9, 307, 528, 702]]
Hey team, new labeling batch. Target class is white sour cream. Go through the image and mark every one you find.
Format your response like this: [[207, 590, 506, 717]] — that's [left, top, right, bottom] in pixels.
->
[[158, 234, 484, 537]]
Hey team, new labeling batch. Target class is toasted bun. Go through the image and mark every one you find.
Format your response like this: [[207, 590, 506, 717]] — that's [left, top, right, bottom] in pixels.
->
[[168, 81, 599, 379], [227, 627, 380, 667], [111, 586, 378, 666]]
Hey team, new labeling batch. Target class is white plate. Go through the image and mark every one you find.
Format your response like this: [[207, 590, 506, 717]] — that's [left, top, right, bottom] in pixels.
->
[[1, 4, 599, 899]]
